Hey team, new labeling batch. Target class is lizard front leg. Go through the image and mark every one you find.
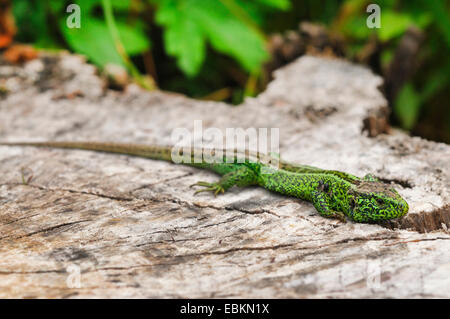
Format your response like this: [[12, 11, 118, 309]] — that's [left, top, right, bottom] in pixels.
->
[[311, 190, 346, 222], [191, 165, 257, 196]]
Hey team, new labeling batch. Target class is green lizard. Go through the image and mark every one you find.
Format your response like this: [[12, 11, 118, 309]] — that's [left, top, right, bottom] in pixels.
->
[[0, 141, 409, 223]]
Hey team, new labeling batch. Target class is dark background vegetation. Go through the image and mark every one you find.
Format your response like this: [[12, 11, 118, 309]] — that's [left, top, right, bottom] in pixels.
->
[[6, 0, 450, 143]]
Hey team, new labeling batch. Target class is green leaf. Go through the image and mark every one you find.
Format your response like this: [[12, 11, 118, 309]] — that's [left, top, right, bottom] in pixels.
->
[[189, 0, 268, 73], [152, 0, 177, 24], [394, 83, 421, 130], [380, 49, 394, 68], [254, 0, 291, 10], [164, 15, 205, 76], [342, 16, 372, 39], [111, 0, 132, 11], [156, 0, 205, 76], [154, 0, 269, 76], [62, 19, 122, 66], [61, 18, 150, 67], [377, 12, 414, 41], [416, 13, 432, 29], [75, 0, 101, 13], [116, 21, 151, 54]]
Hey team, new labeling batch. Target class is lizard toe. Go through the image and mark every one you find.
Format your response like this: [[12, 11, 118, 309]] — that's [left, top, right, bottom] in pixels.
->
[[192, 182, 225, 196]]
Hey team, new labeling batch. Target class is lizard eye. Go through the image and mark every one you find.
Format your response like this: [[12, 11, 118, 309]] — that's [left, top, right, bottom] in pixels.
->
[[376, 198, 384, 205]]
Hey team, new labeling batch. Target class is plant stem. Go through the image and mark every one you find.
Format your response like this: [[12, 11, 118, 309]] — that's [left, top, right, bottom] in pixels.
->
[[101, 0, 155, 90]]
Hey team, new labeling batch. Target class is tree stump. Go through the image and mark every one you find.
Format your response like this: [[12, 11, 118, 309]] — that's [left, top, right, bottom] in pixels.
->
[[0, 53, 449, 298]]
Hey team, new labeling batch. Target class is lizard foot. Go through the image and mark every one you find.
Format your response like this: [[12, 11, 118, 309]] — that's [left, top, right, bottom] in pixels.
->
[[190, 181, 225, 196]]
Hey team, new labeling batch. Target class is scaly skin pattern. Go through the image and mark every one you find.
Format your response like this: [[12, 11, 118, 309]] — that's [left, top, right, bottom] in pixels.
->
[[0, 141, 409, 223]]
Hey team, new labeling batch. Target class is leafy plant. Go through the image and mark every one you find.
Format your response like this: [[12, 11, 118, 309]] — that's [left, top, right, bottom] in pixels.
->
[[394, 83, 421, 130], [9, 0, 450, 141], [152, 0, 290, 76], [12, 0, 290, 85]]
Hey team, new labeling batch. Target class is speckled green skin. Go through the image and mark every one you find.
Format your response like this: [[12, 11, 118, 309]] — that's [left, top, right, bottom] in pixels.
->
[[0, 142, 409, 223]]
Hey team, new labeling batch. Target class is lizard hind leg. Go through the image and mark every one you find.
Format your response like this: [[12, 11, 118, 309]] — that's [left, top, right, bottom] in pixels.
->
[[363, 174, 379, 182], [190, 165, 258, 197]]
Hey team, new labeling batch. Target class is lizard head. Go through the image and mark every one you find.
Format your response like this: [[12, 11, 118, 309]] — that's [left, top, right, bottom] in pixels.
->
[[348, 181, 409, 222]]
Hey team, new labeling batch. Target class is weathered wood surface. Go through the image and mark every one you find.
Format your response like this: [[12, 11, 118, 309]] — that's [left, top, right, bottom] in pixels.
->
[[0, 53, 449, 298]]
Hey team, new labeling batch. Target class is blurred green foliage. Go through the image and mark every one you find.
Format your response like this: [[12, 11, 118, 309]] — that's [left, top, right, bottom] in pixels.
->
[[62, 3, 150, 68], [13, 0, 151, 67], [153, 0, 290, 76], [332, 0, 449, 136], [10, 0, 450, 142]]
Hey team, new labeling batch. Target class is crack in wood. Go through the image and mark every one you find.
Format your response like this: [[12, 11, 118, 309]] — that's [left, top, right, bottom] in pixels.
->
[[0, 219, 91, 241]]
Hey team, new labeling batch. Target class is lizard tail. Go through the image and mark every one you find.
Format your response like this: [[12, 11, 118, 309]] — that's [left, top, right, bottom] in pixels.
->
[[0, 141, 174, 162]]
